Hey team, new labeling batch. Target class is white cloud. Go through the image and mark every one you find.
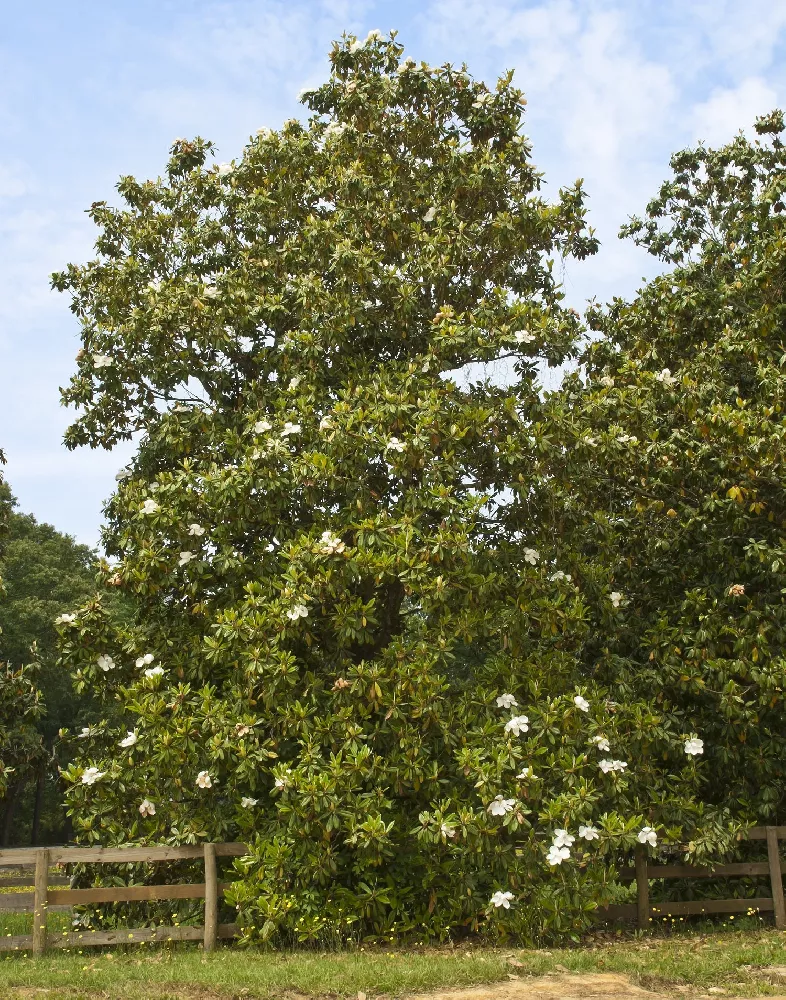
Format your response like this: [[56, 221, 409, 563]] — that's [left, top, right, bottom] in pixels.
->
[[692, 77, 780, 146]]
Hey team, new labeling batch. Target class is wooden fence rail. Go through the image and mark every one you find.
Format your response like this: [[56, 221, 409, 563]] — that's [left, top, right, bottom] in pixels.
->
[[0, 841, 248, 956], [1, 825, 784, 955]]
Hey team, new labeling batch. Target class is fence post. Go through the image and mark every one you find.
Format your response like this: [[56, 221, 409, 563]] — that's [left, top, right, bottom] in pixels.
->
[[203, 843, 218, 952], [766, 826, 786, 929], [635, 843, 649, 931], [32, 847, 49, 956]]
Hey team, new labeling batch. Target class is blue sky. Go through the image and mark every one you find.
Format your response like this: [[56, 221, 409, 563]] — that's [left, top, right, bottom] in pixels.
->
[[2, 0, 785, 549]]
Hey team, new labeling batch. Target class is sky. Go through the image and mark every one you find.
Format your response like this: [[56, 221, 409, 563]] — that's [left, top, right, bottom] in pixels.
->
[[1, 0, 785, 550]]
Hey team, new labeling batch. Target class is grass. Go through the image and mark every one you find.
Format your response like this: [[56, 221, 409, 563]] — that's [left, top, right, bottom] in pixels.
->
[[2, 919, 786, 997]]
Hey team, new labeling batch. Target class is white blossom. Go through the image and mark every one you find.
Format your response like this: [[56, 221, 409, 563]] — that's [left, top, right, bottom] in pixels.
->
[[119, 731, 138, 748], [599, 758, 628, 774], [514, 331, 535, 344], [472, 91, 494, 108], [728, 583, 745, 596], [574, 695, 590, 713], [523, 547, 539, 565], [590, 735, 610, 752], [203, 284, 218, 299], [135, 653, 155, 669], [495, 693, 517, 709], [324, 122, 346, 140], [487, 795, 516, 816], [365, 28, 383, 42], [600, 375, 614, 388], [684, 737, 704, 756], [349, 39, 363, 53], [77, 727, 91, 739], [196, 771, 213, 789], [141, 499, 159, 515], [552, 829, 575, 849], [609, 591, 623, 608], [516, 767, 536, 780], [96, 654, 115, 672], [138, 799, 156, 817], [617, 434, 638, 445], [288, 376, 301, 390], [115, 469, 132, 481], [319, 530, 345, 555], [93, 354, 113, 368], [81, 767, 105, 785], [423, 206, 437, 223], [274, 771, 291, 790], [178, 551, 196, 567], [504, 715, 529, 736], [638, 826, 657, 847], [440, 822, 456, 838], [286, 603, 309, 621], [188, 523, 205, 537], [55, 613, 77, 625], [241, 796, 258, 809], [144, 665, 165, 679], [579, 824, 600, 841], [549, 570, 571, 582], [235, 723, 252, 737], [490, 890, 514, 909], [547, 845, 570, 865], [281, 421, 301, 438], [397, 57, 416, 73], [254, 419, 272, 433], [655, 367, 677, 387], [386, 437, 406, 453], [217, 162, 233, 177], [319, 416, 333, 431]]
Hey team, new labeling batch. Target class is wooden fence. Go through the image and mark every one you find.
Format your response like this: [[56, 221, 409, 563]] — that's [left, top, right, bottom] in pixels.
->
[[604, 825, 786, 929], [1, 826, 785, 955], [0, 842, 249, 955]]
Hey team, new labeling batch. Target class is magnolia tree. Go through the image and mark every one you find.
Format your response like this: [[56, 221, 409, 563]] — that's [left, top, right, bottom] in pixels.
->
[[541, 111, 786, 833], [55, 33, 707, 943]]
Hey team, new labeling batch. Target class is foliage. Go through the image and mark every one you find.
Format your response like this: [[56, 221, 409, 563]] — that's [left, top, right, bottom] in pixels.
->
[[541, 110, 786, 828], [54, 32, 716, 945]]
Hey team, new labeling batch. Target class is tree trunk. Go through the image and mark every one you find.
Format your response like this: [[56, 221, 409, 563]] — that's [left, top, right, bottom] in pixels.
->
[[31, 760, 46, 846], [1, 778, 25, 846]]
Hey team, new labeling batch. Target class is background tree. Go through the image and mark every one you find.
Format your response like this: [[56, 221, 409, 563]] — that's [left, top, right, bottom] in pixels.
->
[[541, 110, 786, 827], [55, 32, 708, 943], [0, 481, 98, 844]]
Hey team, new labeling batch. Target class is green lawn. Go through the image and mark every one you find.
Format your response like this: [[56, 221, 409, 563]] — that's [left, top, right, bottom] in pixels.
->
[[3, 921, 786, 998]]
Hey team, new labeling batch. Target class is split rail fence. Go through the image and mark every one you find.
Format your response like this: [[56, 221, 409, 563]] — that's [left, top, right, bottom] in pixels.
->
[[1, 826, 785, 956], [0, 841, 248, 956]]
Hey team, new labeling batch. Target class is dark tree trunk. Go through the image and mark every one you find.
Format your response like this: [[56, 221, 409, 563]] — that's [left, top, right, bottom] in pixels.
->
[[31, 761, 45, 846], [1, 778, 25, 847]]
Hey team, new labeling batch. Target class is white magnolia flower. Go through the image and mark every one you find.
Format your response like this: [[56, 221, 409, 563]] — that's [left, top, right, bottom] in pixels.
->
[[423, 206, 437, 223], [178, 551, 196, 567], [365, 28, 383, 42], [516, 767, 536, 780], [547, 845, 570, 866], [81, 767, 105, 785], [487, 795, 516, 816], [386, 437, 406, 453], [97, 654, 115, 672], [522, 547, 539, 565], [397, 57, 416, 73], [235, 723, 252, 737], [514, 331, 535, 344], [135, 653, 155, 669], [599, 759, 628, 774], [549, 570, 571, 582], [93, 354, 113, 368], [552, 829, 575, 849], [609, 591, 623, 608], [600, 375, 614, 388], [144, 665, 165, 679], [138, 799, 156, 817], [188, 523, 205, 537], [115, 469, 132, 481], [203, 283, 218, 299], [472, 91, 494, 108], [274, 772, 291, 790], [141, 499, 159, 515], [286, 603, 309, 621], [590, 735, 611, 752], [655, 367, 677, 387], [196, 770, 213, 789], [638, 826, 658, 847], [684, 737, 704, 756], [288, 376, 301, 390], [281, 421, 301, 438], [254, 419, 272, 433], [349, 38, 363, 53], [440, 822, 456, 838], [490, 890, 514, 909], [617, 434, 638, 445], [728, 583, 745, 596], [119, 731, 138, 748], [77, 727, 91, 739], [55, 613, 77, 625], [504, 715, 529, 736], [495, 693, 517, 710], [574, 695, 590, 713], [319, 415, 333, 431], [217, 162, 233, 177], [319, 530, 346, 555], [324, 122, 346, 140], [579, 824, 600, 841], [241, 796, 258, 809]]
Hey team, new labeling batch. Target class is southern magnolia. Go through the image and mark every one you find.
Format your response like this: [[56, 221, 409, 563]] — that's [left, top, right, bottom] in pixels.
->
[[55, 34, 708, 943]]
